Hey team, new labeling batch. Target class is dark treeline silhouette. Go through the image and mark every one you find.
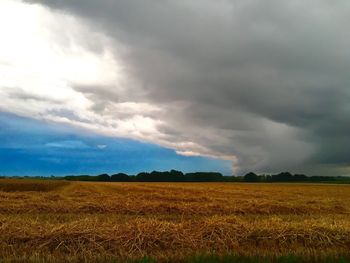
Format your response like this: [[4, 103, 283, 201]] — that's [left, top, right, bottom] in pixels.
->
[[242, 172, 347, 183], [64, 170, 226, 182], [243, 172, 308, 182], [58, 170, 350, 183], [1, 171, 349, 183]]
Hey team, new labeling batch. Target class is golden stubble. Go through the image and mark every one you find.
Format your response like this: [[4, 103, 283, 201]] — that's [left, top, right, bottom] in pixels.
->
[[0, 179, 349, 262]]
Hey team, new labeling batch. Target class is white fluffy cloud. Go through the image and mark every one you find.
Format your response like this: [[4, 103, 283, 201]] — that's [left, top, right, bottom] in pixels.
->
[[0, 0, 166, 147], [0, 0, 115, 117]]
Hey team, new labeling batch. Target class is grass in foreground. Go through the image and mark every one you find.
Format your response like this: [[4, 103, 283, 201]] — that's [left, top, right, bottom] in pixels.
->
[[0, 179, 349, 262]]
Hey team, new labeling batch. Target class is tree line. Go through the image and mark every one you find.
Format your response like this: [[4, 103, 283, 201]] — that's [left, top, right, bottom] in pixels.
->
[[60, 170, 350, 183], [242, 172, 345, 182], [64, 170, 225, 182]]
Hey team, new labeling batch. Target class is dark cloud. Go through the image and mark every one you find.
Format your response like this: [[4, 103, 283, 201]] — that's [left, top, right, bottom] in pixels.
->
[[26, 0, 350, 175]]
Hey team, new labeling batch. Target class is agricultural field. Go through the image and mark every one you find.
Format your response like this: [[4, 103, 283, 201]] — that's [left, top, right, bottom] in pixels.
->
[[0, 179, 349, 262]]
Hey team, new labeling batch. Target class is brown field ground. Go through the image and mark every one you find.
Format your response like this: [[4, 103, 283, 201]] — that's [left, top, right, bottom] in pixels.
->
[[0, 179, 349, 262]]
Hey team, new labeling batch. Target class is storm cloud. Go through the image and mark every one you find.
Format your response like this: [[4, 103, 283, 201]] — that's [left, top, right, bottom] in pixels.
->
[[3, 0, 350, 175]]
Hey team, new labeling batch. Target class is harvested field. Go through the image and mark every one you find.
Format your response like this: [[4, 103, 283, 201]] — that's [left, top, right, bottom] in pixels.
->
[[0, 180, 349, 262]]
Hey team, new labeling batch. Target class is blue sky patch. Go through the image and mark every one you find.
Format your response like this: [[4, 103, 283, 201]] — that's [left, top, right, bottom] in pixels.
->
[[0, 112, 232, 176]]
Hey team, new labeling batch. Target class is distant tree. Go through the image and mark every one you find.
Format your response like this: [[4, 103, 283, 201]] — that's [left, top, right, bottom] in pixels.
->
[[150, 171, 168, 182], [265, 175, 272, 182], [271, 172, 293, 182], [97, 174, 110, 182], [169, 169, 185, 181], [185, 172, 223, 182], [136, 172, 151, 182], [111, 173, 130, 182], [243, 172, 259, 182], [294, 174, 308, 181], [309, 176, 336, 182]]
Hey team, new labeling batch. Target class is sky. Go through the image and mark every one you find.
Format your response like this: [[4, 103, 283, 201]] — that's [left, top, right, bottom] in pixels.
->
[[0, 0, 349, 176], [0, 112, 231, 176]]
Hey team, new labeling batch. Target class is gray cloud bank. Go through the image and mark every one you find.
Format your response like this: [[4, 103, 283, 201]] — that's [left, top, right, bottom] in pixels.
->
[[26, 0, 350, 175]]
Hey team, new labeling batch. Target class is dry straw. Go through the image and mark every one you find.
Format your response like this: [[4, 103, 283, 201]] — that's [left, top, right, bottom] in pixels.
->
[[0, 179, 349, 262]]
